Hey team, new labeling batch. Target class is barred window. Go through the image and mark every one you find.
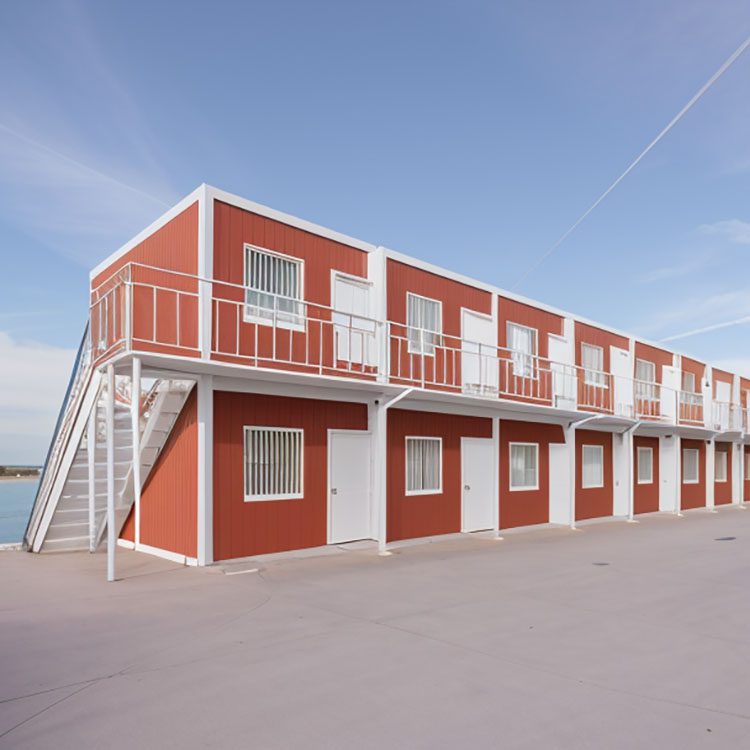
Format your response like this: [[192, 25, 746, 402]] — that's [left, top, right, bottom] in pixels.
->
[[582, 444, 604, 488], [682, 448, 699, 484], [244, 427, 303, 501], [637, 447, 653, 484], [244, 245, 303, 325], [407, 293, 441, 355], [405, 437, 442, 494], [509, 443, 539, 490]]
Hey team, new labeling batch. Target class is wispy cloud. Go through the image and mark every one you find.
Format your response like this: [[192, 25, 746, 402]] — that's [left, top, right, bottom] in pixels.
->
[[0, 332, 76, 464], [698, 219, 750, 245], [638, 255, 711, 283]]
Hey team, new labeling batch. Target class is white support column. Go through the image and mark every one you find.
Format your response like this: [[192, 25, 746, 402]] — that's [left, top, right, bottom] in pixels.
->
[[197, 375, 214, 565], [87, 402, 97, 552], [739, 443, 746, 506], [492, 416, 502, 539], [106, 363, 116, 582], [625, 424, 640, 522], [706, 439, 716, 511], [375, 402, 389, 555], [566, 423, 577, 530], [131, 357, 142, 546], [198, 184, 214, 361], [676, 438, 683, 516]]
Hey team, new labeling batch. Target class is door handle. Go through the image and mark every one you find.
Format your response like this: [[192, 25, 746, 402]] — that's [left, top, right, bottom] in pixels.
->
[[331, 488, 337, 495], [464, 485, 470, 491]]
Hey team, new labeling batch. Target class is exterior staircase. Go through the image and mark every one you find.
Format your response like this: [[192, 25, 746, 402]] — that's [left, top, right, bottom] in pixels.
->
[[25, 325, 194, 554]]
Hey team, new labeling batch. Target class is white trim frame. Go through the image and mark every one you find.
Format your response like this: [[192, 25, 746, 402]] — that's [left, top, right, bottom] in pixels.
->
[[506, 322, 539, 380], [636, 446, 654, 485], [243, 425, 305, 502], [715, 448, 728, 483], [581, 343, 606, 388], [682, 447, 700, 485], [508, 442, 540, 491], [404, 435, 443, 496], [405, 291, 443, 356], [243, 243, 305, 331], [581, 444, 605, 489]]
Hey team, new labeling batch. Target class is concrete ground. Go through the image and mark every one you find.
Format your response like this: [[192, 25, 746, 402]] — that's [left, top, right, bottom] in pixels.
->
[[2, 510, 750, 749]]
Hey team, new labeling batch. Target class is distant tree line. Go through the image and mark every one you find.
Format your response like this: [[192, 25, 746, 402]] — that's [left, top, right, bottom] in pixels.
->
[[0, 466, 40, 477]]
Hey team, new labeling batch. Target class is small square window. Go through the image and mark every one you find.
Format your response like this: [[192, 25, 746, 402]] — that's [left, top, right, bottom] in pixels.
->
[[406, 437, 442, 494], [244, 426, 303, 501], [509, 443, 539, 490], [715, 450, 728, 483], [637, 447, 653, 484], [406, 293, 442, 356], [582, 344, 606, 387], [682, 448, 699, 484], [244, 245, 304, 327]]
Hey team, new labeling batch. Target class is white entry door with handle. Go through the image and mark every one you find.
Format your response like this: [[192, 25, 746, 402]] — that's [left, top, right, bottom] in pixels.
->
[[461, 437, 495, 532], [328, 431, 372, 544]]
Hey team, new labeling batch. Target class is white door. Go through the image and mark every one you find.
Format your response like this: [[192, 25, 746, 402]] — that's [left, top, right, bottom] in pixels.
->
[[661, 365, 680, 421], [333, 275, 374, 366], [715, 380, 731, 429], [610, 346, 633, 417], [461, 310, 498, 394], [329, 431, 371, 544], [549, 334, 575, 409], [461, 438, 495, 532]]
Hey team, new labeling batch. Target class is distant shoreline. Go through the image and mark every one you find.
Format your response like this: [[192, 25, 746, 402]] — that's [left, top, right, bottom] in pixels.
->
[[0, 476, 39, 483]]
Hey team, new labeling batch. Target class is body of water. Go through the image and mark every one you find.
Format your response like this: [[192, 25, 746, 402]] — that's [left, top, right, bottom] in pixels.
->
[[0, 479, 38, 544]]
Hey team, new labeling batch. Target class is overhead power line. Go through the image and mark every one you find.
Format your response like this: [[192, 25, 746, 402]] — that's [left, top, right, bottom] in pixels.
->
[[659, 315, 750, 343], [513, 34, 750, 291]]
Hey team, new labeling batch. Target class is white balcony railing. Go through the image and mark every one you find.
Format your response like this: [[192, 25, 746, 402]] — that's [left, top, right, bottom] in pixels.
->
[[89, 263, 748, 432]]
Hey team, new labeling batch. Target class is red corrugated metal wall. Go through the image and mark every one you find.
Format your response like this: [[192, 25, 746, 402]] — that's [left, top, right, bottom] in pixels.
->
[[633, 436, 660, 514], [211, 200, 369, 374], [91, 203, 200, 361], [499, 420, 565, 529], [575, 429, 614, 520], [714, 442, 732, 505], [212, 391, 368, 561], [387, 409, 492, 542], [680, 438, 706, 509], [386, 260, 492, 392], [119, 389, 198, 557]]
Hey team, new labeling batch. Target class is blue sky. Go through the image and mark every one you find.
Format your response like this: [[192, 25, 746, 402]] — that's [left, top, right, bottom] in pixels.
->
[[1, 1, 749, 463]]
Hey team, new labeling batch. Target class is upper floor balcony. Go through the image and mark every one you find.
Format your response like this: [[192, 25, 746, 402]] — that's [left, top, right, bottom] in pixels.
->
[[90, 263, 745, 433]]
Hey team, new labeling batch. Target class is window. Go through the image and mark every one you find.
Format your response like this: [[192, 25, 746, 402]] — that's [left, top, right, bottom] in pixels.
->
[[507, 323, 537, 378], [635, 359, 657, 401], [244, 245, 303, 326], [682, 371, 696, 393], [582, 444, 604, 488], [745, 448, 750, 478], [682, 448, 699, 484], [509, 443, 539, 490], [405, 437, 442, 494], [715, 450, 728, 483], [637, 447, 653, 484], [582, 344, 606, 387], [406, 293, 442, 355], [244, 427, 303, 501]]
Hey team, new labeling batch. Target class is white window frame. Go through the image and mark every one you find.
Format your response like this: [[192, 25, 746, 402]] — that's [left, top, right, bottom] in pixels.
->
[[406, 292, 442, 356], [243, 426, 304, 502], [635, 359, 658, 401], [682, 371, 696, 394], [506, 322, 538, 379], [405, 436, 443, 495], [715, 449, 728, 483], [508, 442, 540, 491], [682, 448, 700, 485], [581, 444, 604, 489], [636, 446, 653, 484], [581, 343, 606, 388], [243, 244, 305, 330]]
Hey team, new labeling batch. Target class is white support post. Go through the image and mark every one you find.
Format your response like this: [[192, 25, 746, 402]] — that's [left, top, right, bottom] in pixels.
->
[[706, 439, 716, 512], [106, 363, 116, 582], [197, 375, 213, 565], [492, 416, 502, 539], [676, 438, 683, 516], [131, 357, 142, 546], [87, 402, 97, 552], [374, 403, 388, 555], [567, 423, 577, 530], [739, 443, 746, 507], [626, 424, 640, 522]]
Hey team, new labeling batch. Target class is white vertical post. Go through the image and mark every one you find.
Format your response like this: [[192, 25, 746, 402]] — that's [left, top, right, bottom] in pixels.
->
[[106, 363, 116, 582], [375, 402, 389, 555], [87, 402, 97, 552], [739, 443, 746, 506], [626, 425, 639, 522], [567, 423, 577, 530], [131, 357, 142, 547], [676, 437, 683, 516], [197, 375, 213, 565], [706, 439, 716, 511], [492, 416, 502, 539]]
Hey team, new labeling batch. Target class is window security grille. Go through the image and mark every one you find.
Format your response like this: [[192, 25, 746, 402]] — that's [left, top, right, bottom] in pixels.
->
[[582, 444, 604, 488], [637, 447, 653, 484], [407, 293, 441, 355], [406, 437, 442, 493], [507, 323, 537, 378], [244, 427, 303, 500], [245, 246, 303, 325], [509, 443, 539, 489]]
